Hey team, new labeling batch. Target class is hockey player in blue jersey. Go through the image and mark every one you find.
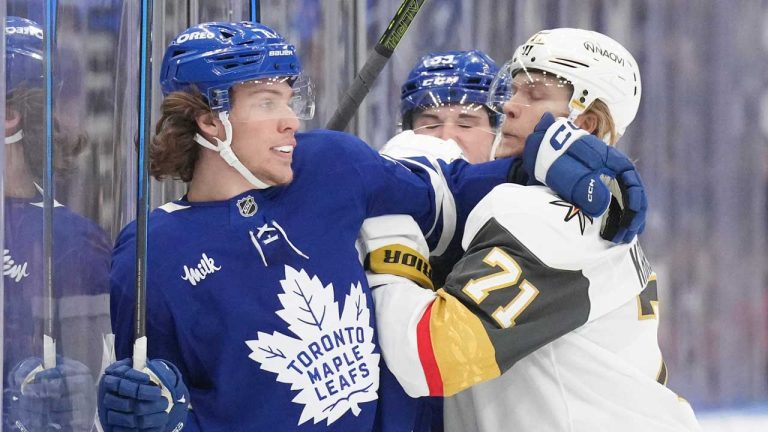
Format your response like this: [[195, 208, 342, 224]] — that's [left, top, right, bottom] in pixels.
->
[[398, 50, 500, 164], [3, 16, 112, 432], [97, 21, 648, 432]]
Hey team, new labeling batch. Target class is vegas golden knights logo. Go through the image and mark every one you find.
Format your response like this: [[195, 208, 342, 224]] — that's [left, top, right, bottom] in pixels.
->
[[237, 196, 258, 217]]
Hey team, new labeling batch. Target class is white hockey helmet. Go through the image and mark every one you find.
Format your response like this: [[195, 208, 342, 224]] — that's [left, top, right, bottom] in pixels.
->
[[492, 28, 641, 138]]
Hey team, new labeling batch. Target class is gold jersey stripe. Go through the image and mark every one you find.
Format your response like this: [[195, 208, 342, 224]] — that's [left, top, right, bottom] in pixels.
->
[[430, 288, 501, 396], [367, 244, 434, 289]]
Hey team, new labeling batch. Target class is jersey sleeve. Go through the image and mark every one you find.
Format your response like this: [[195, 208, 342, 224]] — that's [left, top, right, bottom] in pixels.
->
[[371, 184, 649, 397], [351, 140, 516, 253]]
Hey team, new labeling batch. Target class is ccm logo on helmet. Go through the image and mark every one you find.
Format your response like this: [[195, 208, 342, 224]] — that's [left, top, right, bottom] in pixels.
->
[[176, 31, 214, 44], [583, 41, 625, 67], [421, 76, 460, 87], [5, 26, 43, 40]]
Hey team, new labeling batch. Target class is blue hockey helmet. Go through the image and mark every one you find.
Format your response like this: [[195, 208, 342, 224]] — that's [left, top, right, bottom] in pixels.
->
[[400, 50, 499, 129], [160, 21, 314, 119], [5, 16, 44, 95]]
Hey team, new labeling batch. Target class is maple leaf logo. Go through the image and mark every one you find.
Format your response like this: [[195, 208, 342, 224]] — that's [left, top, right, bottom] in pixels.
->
[[245, 266, 379, 426]]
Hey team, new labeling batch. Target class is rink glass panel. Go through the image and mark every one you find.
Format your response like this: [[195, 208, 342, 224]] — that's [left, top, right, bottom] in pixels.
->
[[0, 3, 765, 430], [3, 1, 113, 431]]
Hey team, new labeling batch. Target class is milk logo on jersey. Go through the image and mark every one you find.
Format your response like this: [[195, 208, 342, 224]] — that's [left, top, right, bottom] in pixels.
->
[[237, 195, 258, 217], [550, 199, 593, 235], [246, 266, 379, 426], [181, 253, 221, 286], [4, 249, 30, 283]]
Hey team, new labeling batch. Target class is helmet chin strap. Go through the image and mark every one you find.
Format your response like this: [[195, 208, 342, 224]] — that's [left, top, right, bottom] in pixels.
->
[[5, 129, 23, 145], [488, 130, 503, 161], [193, 111, 272, 190]]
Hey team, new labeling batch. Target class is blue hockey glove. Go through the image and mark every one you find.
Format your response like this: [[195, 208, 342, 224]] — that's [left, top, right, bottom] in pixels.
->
[[6, 356, 96, 432], [523, 113, 647, 243], [97, 358, 189, 432]]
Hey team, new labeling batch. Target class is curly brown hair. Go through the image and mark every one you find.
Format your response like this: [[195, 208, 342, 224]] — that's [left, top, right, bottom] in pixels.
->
[[149, 90, 211, 182], [6, 87, 87, 180]]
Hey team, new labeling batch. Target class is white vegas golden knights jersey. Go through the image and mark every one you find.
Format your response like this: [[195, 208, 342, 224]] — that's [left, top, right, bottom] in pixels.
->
[[442, 184, 701, 432]]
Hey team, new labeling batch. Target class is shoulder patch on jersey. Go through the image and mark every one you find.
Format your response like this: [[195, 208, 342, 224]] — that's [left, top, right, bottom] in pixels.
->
[[550, 199, 593, 235], [159, 202, 191, 213]]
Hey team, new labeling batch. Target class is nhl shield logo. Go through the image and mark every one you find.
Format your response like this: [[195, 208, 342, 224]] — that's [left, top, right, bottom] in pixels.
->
[[237, 196, 258, 217]]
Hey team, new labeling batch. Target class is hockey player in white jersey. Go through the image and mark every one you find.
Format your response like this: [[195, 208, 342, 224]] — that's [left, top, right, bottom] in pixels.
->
[[361, 28, 701, 431], [94, 21, 650, 432]]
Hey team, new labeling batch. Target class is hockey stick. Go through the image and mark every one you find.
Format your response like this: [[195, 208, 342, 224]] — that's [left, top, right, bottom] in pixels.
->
[[133, 0, 154, 371], [326, 0, 428, 131], [42, 0, 58, 370], [250, 0, 261, 22]]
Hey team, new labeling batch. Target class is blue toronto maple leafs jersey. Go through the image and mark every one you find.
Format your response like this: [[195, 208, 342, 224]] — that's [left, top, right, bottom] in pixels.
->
[[110, 130, 513, 431], [3, 194, 111, 427]]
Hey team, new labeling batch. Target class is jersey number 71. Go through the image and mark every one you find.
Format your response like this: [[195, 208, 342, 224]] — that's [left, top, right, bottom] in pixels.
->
[[461, 247, 540, 329]]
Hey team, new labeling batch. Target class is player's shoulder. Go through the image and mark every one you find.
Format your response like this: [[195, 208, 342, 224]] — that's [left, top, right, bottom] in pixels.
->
[[293, 129, 385, 187], [51, 205, 109, 240], [114, 204, 190, 250], [296, 129, 375, 162], [464, 184, 609, 263]]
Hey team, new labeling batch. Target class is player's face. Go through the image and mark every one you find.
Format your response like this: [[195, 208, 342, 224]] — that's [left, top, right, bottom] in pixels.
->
[[411, 104, 495, 163], [228, 80, 300, 186], [496, 72, 572, 159]]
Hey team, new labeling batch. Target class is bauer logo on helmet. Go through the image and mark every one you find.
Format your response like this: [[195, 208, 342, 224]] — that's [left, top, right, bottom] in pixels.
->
[[268, 49, 293, 57]]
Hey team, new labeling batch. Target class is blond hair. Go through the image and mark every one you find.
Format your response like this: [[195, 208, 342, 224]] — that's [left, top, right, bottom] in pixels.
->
[[584, 99, 619, 146]]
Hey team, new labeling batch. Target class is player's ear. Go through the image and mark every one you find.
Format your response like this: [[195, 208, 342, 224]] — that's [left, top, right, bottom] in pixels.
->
[[574, 111, 599, 135], [5, 107, 21, 132], [195, 111, 223, 140]]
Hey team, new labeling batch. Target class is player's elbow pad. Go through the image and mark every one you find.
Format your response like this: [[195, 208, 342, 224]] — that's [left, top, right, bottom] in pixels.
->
[[359, 215, 434, 290]]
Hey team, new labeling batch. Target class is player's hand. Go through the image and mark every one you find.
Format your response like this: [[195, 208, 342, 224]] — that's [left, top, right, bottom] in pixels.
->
[[6, 356, 96, 432], [522, 113, 647, 243], [97, 358, 189, 432]]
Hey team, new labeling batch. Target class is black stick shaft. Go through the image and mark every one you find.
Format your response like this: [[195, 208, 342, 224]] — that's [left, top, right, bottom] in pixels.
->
[[326, 0, 427, 131], [250, 0, 261, 22], [42, 0, 57, 370], [133, 0, 153, 371]]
